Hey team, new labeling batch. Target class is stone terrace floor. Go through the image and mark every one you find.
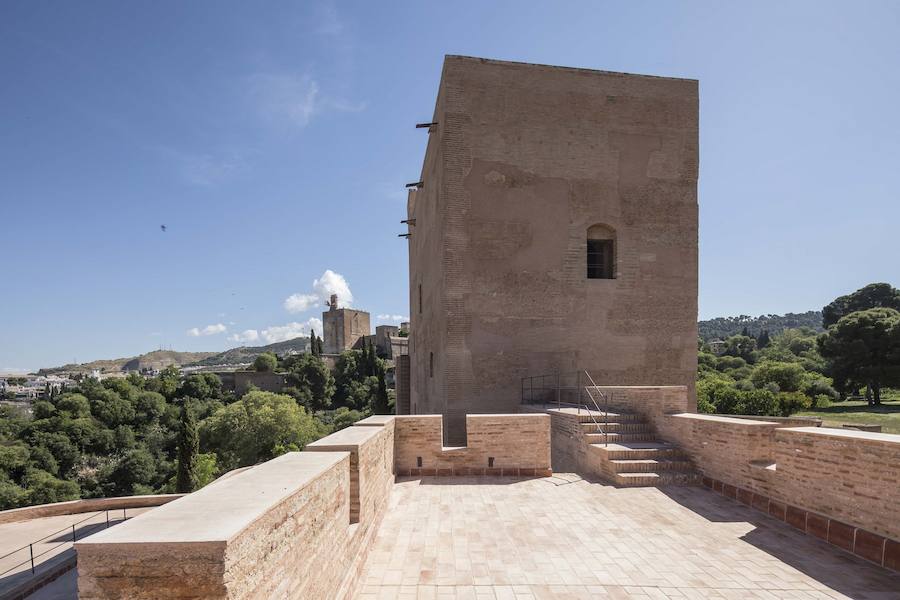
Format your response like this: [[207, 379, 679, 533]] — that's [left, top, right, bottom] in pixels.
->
[[357, 475, 900, 600]]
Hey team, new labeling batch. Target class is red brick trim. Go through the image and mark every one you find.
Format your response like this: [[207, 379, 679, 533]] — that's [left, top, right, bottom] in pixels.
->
[[701, 476, 896, 572]]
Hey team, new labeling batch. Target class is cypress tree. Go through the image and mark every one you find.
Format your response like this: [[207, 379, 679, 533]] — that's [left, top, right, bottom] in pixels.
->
[[367, 339, 378, 377], [373, 366, 390, 414], [310, 330, 317, 356], [175, 404, 199, 493], [316, 334, 323, 355]]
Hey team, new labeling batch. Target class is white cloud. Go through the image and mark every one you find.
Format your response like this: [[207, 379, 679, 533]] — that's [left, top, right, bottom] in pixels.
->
[[227, 329, 260, 344], [251, 73, 321, 129], [249, 71, 365, 131], [186, 323, 227, 337], [284, 269, 353, 313], [376, 314, 408, 323], [283, 293, 320, 313], [261, 318, 323, 343]]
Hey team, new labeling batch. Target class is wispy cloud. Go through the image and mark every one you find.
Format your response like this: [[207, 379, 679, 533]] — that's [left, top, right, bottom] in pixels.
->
[[187, 323, 227, 337], [285, 269, 353, 313], [377, 314, 409, 323], [260, 318, 323, 343], [228, 329, 260, 344], [162, 147, 250, 187], [249, 71, 364, 131]]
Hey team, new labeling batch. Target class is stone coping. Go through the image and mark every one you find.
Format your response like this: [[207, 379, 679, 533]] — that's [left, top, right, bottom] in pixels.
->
[[355, 415, 396, 426], [0, 493, 184, 525], [587, 385, 689, 390], [670, 412, 776, 426], [75, 451, 348, 545], [779, 425, 900, 444], [306, 424, 385, 448]]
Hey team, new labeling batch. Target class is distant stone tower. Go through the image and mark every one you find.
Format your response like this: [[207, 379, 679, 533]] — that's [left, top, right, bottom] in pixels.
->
[[322, 294, 371, 355]]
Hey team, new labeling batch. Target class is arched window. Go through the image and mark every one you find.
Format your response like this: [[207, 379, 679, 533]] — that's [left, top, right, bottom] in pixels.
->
[[587, 224, 616, 279]]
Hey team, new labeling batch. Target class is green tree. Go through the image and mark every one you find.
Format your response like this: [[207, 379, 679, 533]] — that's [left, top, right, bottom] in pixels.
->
[[24, 469, 80, 505], [373, 366, 390, 414], [109, 447, 157, 495], [750, 361, 809, 393], [253, 352, 278, 373], [284, 353, 335, 411], [177, 373, 222, 400], [818, 307, 900, 404], [56, 393, 91, 419], [175, 405, 199, 493], [310, 331, 319, 357], [200, 391, 327, 470], [823, 283, 900, 328]]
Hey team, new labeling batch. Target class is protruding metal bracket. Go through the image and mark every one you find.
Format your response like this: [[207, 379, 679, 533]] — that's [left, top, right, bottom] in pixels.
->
[[398, 233, 411, 238], [405, 181, 423, 189], [401, 219, 416, 226], [416, 122, 438, 129]]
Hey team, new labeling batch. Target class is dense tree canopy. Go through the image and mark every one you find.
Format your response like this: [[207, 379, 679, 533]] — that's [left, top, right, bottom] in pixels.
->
[[200, 391, 327, 471], [818, 307, 900, 404], [822, 283, 900, 328]]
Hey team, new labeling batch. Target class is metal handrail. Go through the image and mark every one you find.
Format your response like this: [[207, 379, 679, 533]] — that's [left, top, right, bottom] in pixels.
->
[[520, 370, 611, 446], [581, 370, 610, 446], [0, 508, 129, 578]]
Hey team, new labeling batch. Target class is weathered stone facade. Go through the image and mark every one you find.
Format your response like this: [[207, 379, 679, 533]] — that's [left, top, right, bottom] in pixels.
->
[[406, 56, 699, 442], [323, 294, 371, 355]]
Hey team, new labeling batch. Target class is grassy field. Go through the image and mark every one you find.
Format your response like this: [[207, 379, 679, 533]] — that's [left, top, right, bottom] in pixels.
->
[[796, 400, 900, 435]]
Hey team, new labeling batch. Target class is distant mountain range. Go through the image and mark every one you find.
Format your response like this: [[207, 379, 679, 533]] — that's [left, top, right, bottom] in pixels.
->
[[698, 310, 823, 341], [37, 337, 311, 375], [187, 337, 311, 367], [36, 311, 823, 375]]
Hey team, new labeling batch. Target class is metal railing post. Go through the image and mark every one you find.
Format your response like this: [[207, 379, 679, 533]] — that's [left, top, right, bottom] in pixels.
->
[[29, 543, 34, 574], [72, 524, 76, 543], [556, 372, 561, 410], [106, 511, 110, 528]]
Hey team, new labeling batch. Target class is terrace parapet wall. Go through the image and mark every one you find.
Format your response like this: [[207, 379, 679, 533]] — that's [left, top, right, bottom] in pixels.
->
[[394, 414, 551, 477], [590, 385, 900, 570], [74, 413, 552, 599]]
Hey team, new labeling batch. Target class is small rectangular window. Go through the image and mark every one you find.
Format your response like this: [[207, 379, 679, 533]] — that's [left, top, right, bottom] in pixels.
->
[[429, 351, 434, 378], [587, 239, 615, 279], [418, 284, 422, 314]]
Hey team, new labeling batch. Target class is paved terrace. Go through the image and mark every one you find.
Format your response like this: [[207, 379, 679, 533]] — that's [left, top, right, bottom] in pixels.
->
[[358, 476, 900, 600]]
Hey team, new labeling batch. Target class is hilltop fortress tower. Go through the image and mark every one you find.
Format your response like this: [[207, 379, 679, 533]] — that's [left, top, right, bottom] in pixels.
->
[[322, 294, 371, 355], [403, 56, 699, 441]]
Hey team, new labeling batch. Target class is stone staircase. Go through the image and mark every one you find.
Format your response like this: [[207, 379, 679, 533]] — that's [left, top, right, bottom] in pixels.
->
[[576, 411, 700, 486]]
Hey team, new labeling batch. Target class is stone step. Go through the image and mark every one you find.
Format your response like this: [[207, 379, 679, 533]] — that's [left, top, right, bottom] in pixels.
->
[[594, 442, 688, 461], [581, 421, 652, 434], [584, 432, 656, 443], [608, 458, 694, 473], [574, 412, 642, 424], [614, 471, 702, 487]]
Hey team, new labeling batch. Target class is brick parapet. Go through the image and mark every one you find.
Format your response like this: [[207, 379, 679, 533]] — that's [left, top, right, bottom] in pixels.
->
[[393, 414, 551, 475]]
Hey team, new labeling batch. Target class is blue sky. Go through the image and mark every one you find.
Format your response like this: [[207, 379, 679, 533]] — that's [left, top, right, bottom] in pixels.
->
[[2, 1, 899, 371]]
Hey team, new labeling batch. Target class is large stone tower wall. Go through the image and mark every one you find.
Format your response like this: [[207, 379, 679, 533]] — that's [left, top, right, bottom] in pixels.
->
[[323, 298, 371, 355], [406, 56, 699, 442]]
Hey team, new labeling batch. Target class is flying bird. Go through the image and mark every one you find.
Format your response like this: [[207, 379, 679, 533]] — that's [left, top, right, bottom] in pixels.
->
[[160, 225, 167, 232]]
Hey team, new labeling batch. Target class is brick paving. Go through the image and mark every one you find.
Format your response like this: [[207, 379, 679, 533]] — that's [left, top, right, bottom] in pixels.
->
[[357, 475, 900, 599]]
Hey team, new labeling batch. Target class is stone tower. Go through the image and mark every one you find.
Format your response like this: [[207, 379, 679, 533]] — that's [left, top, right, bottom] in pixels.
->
[[404, 56, 699, 442], [322, 294, 371, 355]]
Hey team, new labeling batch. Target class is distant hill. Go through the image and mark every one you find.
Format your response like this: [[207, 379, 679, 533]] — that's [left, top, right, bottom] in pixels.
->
[[186, 337, 311, 367], [699, 311, 823, 341], [38, 337, 315, 375], [39, 349, 218, 375]]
